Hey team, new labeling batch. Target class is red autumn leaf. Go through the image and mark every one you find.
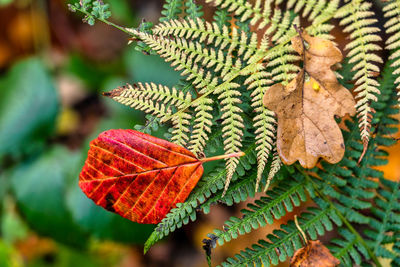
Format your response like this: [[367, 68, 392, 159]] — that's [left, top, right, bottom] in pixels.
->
[[79, 129, 243, 224]]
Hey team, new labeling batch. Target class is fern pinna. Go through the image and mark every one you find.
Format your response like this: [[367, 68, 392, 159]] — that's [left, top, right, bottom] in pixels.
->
[[69, 0, 400, 266]]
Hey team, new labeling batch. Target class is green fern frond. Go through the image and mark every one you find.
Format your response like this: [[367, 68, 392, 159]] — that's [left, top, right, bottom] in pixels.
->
[[328, 228, 370, 267], [144, 143, 257, 252], [185, 0, 203, 19], [213, 7, 231, 28], [383, 0, 400, 106], [211, 177, 310, 246], [160, 0, 183, 22], [220, 203, 341, 267], [364, 178, 400, 260], [335, 0, 382, 148]]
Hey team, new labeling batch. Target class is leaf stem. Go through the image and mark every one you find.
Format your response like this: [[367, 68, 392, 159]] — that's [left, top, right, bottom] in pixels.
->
[[72, 6, 136, 36], [295, 165, 382, 267], [199, 152, 245, 163]]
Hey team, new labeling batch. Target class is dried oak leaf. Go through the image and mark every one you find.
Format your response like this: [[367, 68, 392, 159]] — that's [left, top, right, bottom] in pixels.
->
[[263, 32, 356, 168], [79, 129, 243, 224], [290, 240, 340, 267]]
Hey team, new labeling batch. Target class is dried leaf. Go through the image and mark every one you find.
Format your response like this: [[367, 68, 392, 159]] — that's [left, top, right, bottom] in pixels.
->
[[263, 32, 356, 168], [79, 129, 243, 224], [290, 240, 340, 267]]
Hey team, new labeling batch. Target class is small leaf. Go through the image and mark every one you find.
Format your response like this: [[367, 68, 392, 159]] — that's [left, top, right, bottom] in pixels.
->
[[79, 129, 243, 224]]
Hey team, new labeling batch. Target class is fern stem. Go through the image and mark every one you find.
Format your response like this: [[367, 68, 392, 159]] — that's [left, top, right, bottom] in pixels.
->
[[296, 165, 383, 267], [73, 6, 135, 36]]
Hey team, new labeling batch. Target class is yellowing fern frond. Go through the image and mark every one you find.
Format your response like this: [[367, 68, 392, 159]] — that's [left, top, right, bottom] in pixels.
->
[[205, 0, 275, 30], [264, 151, 282, 192], [104, 83, 191, 122], [384, 0, 400, 105], [213, 81, 244, 195], [245, 69, 276, 192], [153, 18, 259, 60], [188, 97, 214, 155], [335, 0, 382, 155]]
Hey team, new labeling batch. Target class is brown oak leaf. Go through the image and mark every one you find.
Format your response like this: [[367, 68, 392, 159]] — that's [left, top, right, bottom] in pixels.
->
[[290, 240, 340, 267], [263, 32, 356, 168]]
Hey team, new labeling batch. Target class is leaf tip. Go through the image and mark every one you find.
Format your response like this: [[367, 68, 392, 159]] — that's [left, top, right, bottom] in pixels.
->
[[102, 87, 125, 98]]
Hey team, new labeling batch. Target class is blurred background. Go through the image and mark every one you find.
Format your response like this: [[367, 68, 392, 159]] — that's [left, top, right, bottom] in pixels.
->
[[0, 0, 399, 266]]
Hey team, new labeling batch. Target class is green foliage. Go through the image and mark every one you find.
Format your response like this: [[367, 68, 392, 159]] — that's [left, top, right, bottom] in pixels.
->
[[160, 0, 184, 22], [69, 0, 111, 25], [0, 58, 58, 161], [70, 1, 400, 266], [9, 147, 88, 247]]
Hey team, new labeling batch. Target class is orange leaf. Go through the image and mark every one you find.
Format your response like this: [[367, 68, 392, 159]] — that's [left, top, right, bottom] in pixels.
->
[[79, 129, 243, 224], [263, 31, 356, 168], [290, 240, 340, 267]]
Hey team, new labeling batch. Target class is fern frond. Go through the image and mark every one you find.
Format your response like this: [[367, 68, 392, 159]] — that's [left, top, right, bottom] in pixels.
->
[[267, 44, 300, 84], [184, 0, 203, 19], [213, 7, 231, 28], [245, 69, 275, 192], [144, 143, 257, 252], [188, 97, 213, 155], [104, 83, 191, 122], [170, 110, 191, 146], [267, 11, 299, 45], [212, 177, 310, 246], [212, 82, 244, 195], [328, 228, 370, 267], [153, 18, 259, 60], [132, 30, 221, 93], [335, 0, 382, 150], [383, 0, 400, 106], [264, 151, 281, 192], [286, 0, 338, 40], [364, 178, 400, 261], [160, 0, 183, 22], [220, 203, 341, 267], [205, 0, 275, 31]]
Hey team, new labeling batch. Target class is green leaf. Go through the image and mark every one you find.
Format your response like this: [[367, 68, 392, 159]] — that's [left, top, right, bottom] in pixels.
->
[[0, 58, 58, 159], [9, 147, 87, 247]]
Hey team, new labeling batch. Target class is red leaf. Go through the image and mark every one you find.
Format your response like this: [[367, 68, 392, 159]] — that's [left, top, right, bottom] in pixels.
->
[[79, 129, 204, 224]]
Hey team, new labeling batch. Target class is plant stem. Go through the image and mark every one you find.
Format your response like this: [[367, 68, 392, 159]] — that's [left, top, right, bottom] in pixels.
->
[[199, 152, 245, 163], [295, 165, 383, 267], [74, 6, 135, 36]]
